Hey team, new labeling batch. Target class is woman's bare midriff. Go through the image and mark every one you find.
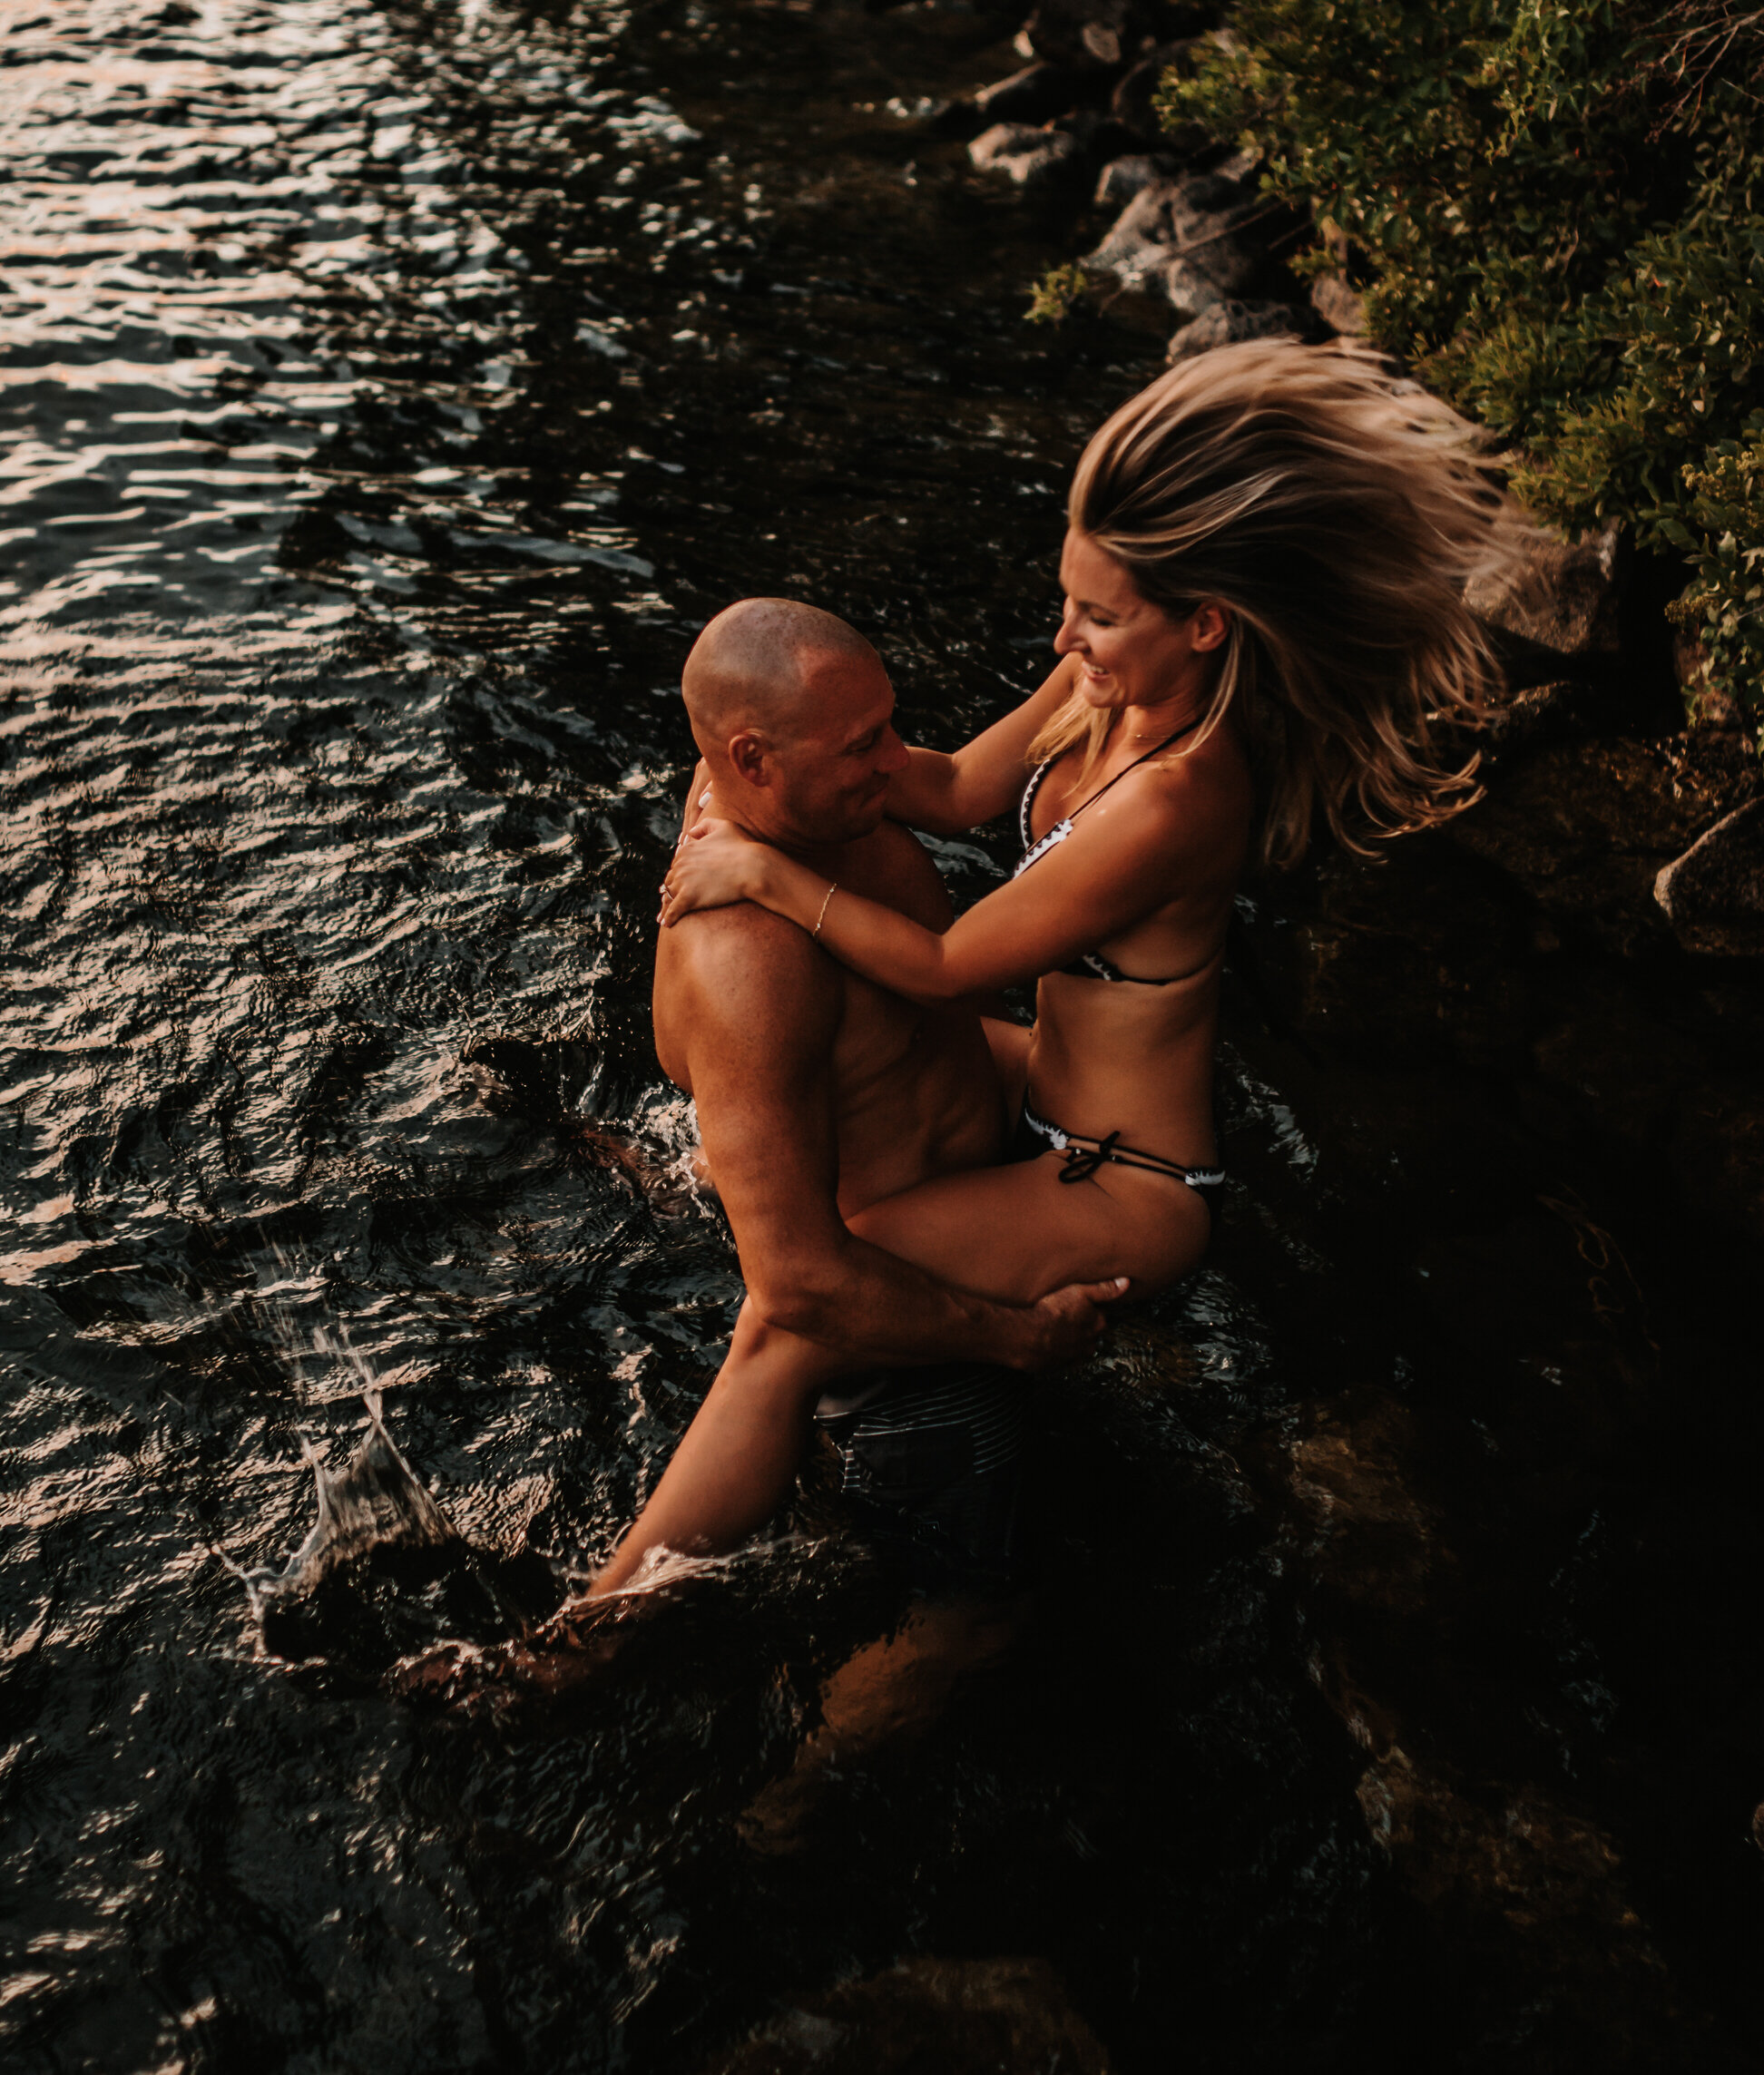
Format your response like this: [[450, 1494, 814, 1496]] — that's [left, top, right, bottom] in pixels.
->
[[1024, 961, 1222, 1173]]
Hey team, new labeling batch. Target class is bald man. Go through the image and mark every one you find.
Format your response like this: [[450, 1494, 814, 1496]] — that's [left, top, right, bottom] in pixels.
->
[[592, 600, 1120, 1595]]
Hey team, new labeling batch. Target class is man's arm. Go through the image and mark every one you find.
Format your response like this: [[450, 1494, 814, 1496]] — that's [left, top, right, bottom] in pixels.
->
[[675, 906, 1113, 1371]]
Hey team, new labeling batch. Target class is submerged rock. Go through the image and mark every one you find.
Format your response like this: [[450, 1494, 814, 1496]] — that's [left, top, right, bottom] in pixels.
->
[[701, 1956, 1111, 2075], [1654, 799, 1764, 957], [456, 1030, 676, 1196], [969, 122, 1083, 188], [1465, 518, 1623, 658], [1288, 1405, 1442, 1622], [244, 1394, 557, 1678], [1353, 1748, 1749, 2069]]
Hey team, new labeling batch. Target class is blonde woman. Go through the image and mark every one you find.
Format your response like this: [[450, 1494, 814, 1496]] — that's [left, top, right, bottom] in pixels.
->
[[612, 339, 1519, 1591]]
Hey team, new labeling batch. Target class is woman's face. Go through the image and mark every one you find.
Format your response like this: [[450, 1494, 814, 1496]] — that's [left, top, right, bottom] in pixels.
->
[[1054, 529, 1223, 712]]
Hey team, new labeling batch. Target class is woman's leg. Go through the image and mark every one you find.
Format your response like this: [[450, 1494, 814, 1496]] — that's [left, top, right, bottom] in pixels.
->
[[588, 1154, 1208, 1597]]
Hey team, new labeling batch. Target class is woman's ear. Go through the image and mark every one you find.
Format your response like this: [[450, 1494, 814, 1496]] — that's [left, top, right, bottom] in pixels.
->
[[1191, 603, 1230, 654]]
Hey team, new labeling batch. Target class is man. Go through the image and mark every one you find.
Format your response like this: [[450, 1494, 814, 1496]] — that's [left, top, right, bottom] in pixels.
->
[[588, 597, 1125, 1597]]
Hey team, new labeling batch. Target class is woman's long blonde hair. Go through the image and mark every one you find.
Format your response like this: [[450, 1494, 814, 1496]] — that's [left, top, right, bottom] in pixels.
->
[[1034, 339, 1530, 867]]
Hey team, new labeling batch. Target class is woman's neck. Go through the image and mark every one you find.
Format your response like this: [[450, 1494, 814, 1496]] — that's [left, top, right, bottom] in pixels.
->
[[1113, 690, 1210, 749]]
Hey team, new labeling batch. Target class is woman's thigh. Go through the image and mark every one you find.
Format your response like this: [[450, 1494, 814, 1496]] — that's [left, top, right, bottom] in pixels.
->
[[848, 1151, 1209, 1307]]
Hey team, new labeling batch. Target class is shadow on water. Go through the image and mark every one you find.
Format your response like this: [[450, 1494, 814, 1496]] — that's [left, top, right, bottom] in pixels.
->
[[3, 0, 1761, 2070]]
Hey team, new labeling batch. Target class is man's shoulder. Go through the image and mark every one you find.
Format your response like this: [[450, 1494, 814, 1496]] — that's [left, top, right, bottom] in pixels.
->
[[655, 900, 838, 1075], [848, 817, 953, 930], [667, 897, 827, 987]]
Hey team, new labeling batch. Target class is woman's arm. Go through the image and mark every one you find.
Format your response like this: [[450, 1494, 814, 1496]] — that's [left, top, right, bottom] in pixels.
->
[[882, 655, 1081, 835], [664, 774, 1218, 1003]]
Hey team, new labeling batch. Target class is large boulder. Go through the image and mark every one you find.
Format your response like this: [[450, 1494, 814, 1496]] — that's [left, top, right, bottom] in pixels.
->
[[701, 1957, 1112, 2075], [1160, 255, 1228, 322], [1445, 734, 1759, 954], [1653, 799, 1764, 957], [1236, 842, 1531, 1071], [1167, 297, 1298, 357], [1024, 0, 1141, 70], [968, 122, 1083, 187], [1465, 518, 1623, 659], [1085, 163, 1269, 323]]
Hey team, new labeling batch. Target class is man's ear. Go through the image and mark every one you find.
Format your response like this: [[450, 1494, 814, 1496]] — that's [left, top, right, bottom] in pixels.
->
[[726, 729, 773, 788], [1191, 603, 1230, 654]]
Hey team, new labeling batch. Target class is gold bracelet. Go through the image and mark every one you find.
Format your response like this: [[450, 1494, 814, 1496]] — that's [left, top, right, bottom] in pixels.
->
[[811, 881, 838, 938]]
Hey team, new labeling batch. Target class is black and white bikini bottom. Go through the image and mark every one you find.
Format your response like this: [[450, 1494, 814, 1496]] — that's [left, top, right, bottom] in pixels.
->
[[1012, 1100, 1224, 1209]]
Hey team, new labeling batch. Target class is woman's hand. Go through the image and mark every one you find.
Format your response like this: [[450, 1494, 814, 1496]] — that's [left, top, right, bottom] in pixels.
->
[[658, 817, 772, 926]]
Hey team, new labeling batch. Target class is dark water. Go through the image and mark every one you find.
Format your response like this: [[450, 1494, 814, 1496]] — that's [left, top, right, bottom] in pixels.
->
[[4, 2, 1761, 2070]]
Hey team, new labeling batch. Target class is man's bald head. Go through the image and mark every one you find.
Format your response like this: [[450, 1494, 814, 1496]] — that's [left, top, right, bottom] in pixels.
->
[[682, 598, 878, 751], [680, 598, 906, 847]]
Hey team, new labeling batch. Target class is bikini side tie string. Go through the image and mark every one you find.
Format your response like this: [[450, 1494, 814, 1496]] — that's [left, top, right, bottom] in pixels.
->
[[1058, 1131, 1121, 1184]]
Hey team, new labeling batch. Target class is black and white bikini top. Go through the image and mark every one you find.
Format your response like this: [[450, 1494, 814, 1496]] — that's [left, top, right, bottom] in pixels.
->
[[1014, 720, 1200, 985]]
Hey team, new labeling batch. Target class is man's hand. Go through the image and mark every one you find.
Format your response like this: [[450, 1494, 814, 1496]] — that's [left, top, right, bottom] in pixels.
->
[[998, 1275, 1132, 1371]]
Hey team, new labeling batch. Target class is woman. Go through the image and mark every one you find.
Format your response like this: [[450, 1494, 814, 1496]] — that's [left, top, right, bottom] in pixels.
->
[[613, 339, 1520, 1591]]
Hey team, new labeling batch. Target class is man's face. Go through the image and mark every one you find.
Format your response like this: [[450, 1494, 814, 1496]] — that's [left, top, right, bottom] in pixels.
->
[[760, 650, 910, 847]]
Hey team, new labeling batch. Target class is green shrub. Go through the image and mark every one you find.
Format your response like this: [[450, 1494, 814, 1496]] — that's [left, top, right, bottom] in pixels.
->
[[1160, 0, 1764, 739], [1027, 260, 1091, 325]]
